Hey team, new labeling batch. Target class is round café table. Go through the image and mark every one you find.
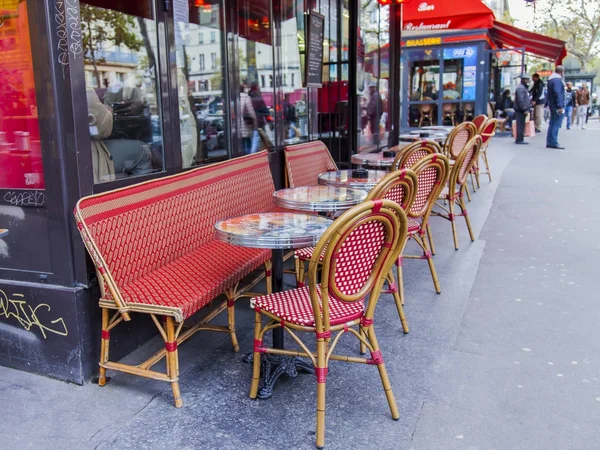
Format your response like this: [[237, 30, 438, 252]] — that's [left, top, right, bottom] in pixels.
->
[[400, 133, 447, 144], [273, 185, 367, 213], [0, 229, 8, 239], [318, 169, 386, 191], [215, 212, 332, 398], [350, 153, 395, 169]]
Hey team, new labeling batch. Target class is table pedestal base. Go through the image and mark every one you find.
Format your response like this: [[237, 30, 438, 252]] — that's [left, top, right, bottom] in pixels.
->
[[243, 353, 314, 399]]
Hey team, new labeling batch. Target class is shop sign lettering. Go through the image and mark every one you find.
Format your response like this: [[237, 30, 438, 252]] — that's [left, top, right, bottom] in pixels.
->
[[405, 37, 442, 47], [0, 290, 68, 339], [417, 2, 435, 12]]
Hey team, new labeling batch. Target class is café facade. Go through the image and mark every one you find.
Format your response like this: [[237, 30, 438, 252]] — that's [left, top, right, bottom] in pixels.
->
[[0, 0, 565, 383], [0, 0, 401, 383]]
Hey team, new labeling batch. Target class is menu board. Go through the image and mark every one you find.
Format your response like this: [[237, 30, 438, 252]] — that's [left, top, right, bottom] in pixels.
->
[[305, 12, 325, 88]]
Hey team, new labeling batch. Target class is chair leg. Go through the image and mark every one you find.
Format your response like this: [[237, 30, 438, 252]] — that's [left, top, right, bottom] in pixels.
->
[[482, 150, 492, 182], [419, 116, 423, 128], [295, 257, 306, 287], [470, 171, 478, 192], [265, 260, 273, 294], [249, 311, 263, 399], [225, 288, 239, 352], [98, 307, 110, 386], [449, 199, 459, 250], [388, 270, 408, 334], [315, 339, 328, 449], [426, 224, 436, 256], [366, 326, 400, 421], [458, 196, 475, 242], [396, 257, 405, 305], [165, 317, 183, 408], [465, 182, 472, 202], [417, 234, 441, 294]]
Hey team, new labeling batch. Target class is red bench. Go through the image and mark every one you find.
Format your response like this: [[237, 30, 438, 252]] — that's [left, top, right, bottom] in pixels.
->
[[284, 141, 337, 188], [74, 151, 278, 407]]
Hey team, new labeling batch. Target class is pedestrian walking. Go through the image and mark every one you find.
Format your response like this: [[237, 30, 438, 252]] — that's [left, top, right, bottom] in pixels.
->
[[514, 73, 531, 145], [367, 80, 383, 145], [530, 73, 545, 133], [546, 66, 566, 149], [576, 83, 591, 129], [564, 82, 576, 129]]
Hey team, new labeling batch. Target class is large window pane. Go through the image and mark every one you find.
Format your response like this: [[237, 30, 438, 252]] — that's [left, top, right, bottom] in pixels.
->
[[81, 0, 163, 184], [175, 0, 228, 166], [357, 1, 389, 151], [237, 0, 275, 154], [0, 2, 45, 189]]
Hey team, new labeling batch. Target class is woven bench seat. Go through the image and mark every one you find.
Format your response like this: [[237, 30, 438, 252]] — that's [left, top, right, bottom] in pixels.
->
[[100, 242, 270, 322], [75, 151, 278, 408]]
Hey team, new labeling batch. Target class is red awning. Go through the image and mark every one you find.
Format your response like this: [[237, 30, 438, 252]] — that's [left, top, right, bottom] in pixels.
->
[[490, 20, 567, 64], [402, 0, 494, 32]]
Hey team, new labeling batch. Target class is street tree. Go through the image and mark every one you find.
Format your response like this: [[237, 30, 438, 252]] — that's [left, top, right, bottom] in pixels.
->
[[535, 0, 600, 71], [79, 5, 143, 87]]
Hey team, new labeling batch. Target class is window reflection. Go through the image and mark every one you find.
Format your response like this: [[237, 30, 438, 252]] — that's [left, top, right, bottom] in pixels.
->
[[280, 0, 308, 144], [0, 2, 45, 190], [238, 0, 275, 153], [174, 0, 228, 166], [81, 1, 163, 183], [357, 1, 389, 151]]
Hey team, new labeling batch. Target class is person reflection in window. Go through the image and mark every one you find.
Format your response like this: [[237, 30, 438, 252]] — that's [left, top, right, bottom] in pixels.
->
[[423, 82, 438, 100], [87, 89, 153, 183], [240, 84, 256, 154]]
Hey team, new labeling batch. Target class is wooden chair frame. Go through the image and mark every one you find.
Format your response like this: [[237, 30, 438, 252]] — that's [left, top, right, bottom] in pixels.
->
[[365, 169, 418, 326], [250, 200, 409, 449], [477, 119, 497, 183], [433, 135, 482, 250], [402, 154, 450, 296], [418, 103, 435, 127], [442, 103, 457, 126], [391, 140, 441, 172]]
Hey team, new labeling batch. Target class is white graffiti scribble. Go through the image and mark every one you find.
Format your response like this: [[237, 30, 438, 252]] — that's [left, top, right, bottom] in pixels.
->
[[66, 0, 83, 59], [3, 191, 46, 207]]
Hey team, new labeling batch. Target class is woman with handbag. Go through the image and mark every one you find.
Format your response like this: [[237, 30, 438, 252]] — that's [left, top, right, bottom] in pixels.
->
[[240, 84, 257, 154]]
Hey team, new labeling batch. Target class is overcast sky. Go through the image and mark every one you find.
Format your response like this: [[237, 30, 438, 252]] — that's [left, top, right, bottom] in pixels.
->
[[508, 0, 536, 29]]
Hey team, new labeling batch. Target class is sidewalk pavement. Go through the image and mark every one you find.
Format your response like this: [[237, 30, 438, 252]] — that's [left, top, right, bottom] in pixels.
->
[[1, 121, 600, 449]]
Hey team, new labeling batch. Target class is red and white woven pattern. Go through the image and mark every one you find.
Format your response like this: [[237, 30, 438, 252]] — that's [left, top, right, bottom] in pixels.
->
[[407, 218, 421, 234], [403, 149, 431, 169], [411, 166, 437, 217], [332, 220, 386, 297], [252, 285, 364, 326], [383, 184, 407, 208], [102, 241, 270, 320], [450, 128, 471, 159], [285, 142, 338, 188], [458, 142, 477, 184], [76, 152, 276, 310], [472, 116, 486, 133]]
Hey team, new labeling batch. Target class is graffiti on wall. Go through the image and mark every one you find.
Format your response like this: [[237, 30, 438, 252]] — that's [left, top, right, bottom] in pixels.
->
[[0, 289, 68, 339]]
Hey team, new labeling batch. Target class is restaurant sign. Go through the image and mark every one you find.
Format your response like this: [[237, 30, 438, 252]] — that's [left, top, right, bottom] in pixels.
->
[[405, 37, 442, 47]]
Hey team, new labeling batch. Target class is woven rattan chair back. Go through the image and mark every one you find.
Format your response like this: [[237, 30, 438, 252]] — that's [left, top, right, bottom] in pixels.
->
[[366, 169, 418, 213], [451, 135, 482, 189], [391, 140, 441, 171], [444, 122, 477, 160], [307, 200, 408, 332], [472, 115, 488, 134], [284, 141, 338, 188], [409, 153, 450, 221], [480, 119, 497, 145]]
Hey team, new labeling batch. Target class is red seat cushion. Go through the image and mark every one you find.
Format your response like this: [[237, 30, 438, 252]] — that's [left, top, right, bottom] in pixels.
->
[[252, 285, 364, 327], [101, 241, 270, 321]]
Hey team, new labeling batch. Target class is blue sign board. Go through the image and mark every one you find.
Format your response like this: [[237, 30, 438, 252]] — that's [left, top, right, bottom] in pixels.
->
[[443, 46, 478, 101]]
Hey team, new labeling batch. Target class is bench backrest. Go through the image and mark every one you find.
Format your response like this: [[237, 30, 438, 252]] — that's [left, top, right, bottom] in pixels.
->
[[75, 151, 276, 296], [284, 141, 338, 188]]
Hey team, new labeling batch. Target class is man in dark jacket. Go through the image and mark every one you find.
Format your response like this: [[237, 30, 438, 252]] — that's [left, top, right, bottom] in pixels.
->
[[514, 73, 531, 145], [546, 66, 566, 149], [529, 73, 545, 132]]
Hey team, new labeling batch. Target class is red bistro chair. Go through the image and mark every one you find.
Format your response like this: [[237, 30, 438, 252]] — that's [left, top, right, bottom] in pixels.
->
[[250, 199, 409, 449]]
